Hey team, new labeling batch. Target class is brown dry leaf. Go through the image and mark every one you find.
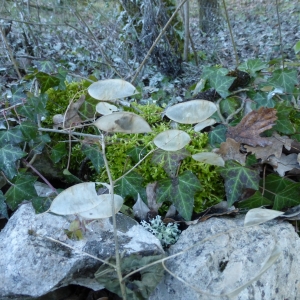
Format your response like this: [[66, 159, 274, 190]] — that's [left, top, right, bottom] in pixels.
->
[[245, 133, 293, 161], [216, 138, 246, 165], [226, 107, 277, 147], [53, 95, 85, 129], [146, 182, 161, 213]]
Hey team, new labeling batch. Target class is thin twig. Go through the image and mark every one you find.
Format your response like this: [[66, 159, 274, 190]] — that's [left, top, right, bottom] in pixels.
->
[[100, 135, 127, 300]]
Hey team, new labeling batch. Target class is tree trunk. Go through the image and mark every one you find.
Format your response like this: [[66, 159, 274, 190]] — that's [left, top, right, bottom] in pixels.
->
[[198, 0, 220, 33]]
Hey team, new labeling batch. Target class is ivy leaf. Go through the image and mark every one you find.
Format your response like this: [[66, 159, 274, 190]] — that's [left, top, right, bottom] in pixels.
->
[[18, 121, 38, 141], [55, 67, 68, 90], [16, 104, 35, 120], [219, 97, 240, 117], [27, 93, 48, 116], [34, 60, 56, 73], [126, 146, 147, 164], [269, 69, 298, 93], [238, 59, 268, 77], [115, 172, 146, 201], [219, 160, 260, 206], [202, 66, 229, 78], [51, 142, 67, 163], [0, 145, 26, 179], [209, 74, 236, 99], [82, 144, 104, 173], [261, 173, 300, 210], [253, 91, 275, 108], [238, 191, 272, 209], [29, 134, 51, 154], [152, 149, 190, 178], [294, 41, 300, 54], [272, 103, 294, 134], [0, 128, 24, 147], [157, 171, 201, 221], [31, 196, 52, 213], [35, 72, 60, 93], [10, 84, 26, 105], [0, 191, 8, 219], [5, 174, 38, 210], [208, 124, 227, 147]]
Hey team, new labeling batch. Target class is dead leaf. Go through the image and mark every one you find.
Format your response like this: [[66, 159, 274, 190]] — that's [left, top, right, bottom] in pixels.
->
[[53, 95, 85, 129], [267, 153, 299, 176], [226, 107, 277, 147], [146, 182, 162, 213], [216, 138, 246, 165]]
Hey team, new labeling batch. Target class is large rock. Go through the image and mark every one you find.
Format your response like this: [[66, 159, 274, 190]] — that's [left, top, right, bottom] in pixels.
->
[[150, 215, 300, 300], [0, 203, 164, 299]]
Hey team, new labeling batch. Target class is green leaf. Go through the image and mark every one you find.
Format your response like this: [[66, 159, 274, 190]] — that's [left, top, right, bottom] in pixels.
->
[[261, 174, 300, 210], [209, 75, 235, 99], [294, 41, 300, 54], [56, 67, 68, 90], [10, 84, 26, 105], [0, 128, 24, 147], [238, 191, 272, 209], [253, 91, 275, 108], [18, 121, 38, 141], [219, 97, 240, 117], [35, 72, 60, 93], [238, 59, 268, 77], [31, 196, 52, 213], [272, 103, 295, 134], [173, 171, 201, 220], [0, 191, 8, 219], [5, 175, 38, 210], [208, 124, 227, 147], [51, 142, 67, 163], [152, 149, 190, 178], [63, 169, 83, 184], [16, 104, 35, 120], [157, 171, 201, 221], [82, 144, 104, 173], [126, 146, 147, 164], [202, 66, 229, 79], [29, 134, 51, 154], [0, 145, 26, 179], [95, 254, 165, 300], [115, 172, 146, 201], [34, 60, 56, 73], [219, 160, 260, 206], [27, 93, 48, 116], [269, 69, 298, 93]]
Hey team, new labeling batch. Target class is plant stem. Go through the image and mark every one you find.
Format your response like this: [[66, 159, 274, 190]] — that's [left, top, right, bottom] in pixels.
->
[[100, 135, 127, 300]]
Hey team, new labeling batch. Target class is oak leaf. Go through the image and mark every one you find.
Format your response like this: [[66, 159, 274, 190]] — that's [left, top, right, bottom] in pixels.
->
[[226, 107, 277, 147], [216, 138, 246, 165]]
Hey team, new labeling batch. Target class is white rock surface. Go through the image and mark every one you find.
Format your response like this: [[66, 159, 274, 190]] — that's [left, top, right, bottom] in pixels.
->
[[150, 215, 300, 300], [0, 203, 164, 299]]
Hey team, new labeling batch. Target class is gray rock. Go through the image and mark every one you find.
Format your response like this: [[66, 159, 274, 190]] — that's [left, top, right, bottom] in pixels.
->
[[0, 203, 164, 299], [150, 215, 300, 300]]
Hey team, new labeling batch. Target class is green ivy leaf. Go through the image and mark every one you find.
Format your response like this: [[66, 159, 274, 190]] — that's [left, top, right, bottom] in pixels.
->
[[5, 174, 38, 210], [238, 191, 272, 209], [82, 144, 104, 173], [202, 66, 229, 78], [238, 59, 268, 77], [0, 191, 8, 219], [16, 104, 35, 120], [269, 68, 298, 93], [0, 128, 24, 147], [18, 121, 38, 141], [56, 67, 68, 90], [10, 84, 26, 105], [152, 149, 190, 178], [0, 145, 26, 179], [219, 160, 259, 206], [27, 93, 48, 116], [209, 74, 235, 99], [31, 196, 52, 213], [219, 97, 240, 117], [35, 72, 60, 93], [208, 124, 227, 147], [51, 142, 67, 163], [115, 172, 146, 201], [127, 146, 147, 164], [272, 103, 295, 134], [157, 171, 201, 221], [261, 174, 300, 210], [29, 134, 51, 154], [253, 91, 275, 108], [34, 60, 56, 73]]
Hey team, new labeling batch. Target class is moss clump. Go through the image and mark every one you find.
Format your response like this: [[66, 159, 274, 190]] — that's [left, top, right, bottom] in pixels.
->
[[95, 103, 224, 212]]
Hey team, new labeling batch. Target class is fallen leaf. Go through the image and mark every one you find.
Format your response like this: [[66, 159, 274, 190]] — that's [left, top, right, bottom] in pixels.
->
[[146, 182, 162, 213], [267, 153, 299, 176], [217, 138, 246, 165], [53, 95, 85, 129], [226, 107, 277, 147]]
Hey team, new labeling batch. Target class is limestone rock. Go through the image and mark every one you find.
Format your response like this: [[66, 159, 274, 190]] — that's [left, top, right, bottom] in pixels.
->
[[0, 203, 164, 299], [150, 215, 300, 300]]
